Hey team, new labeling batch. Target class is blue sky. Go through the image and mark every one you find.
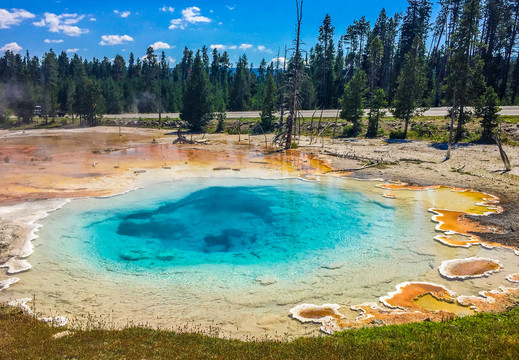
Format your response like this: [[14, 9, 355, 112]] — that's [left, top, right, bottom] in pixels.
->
[[0, 1, 418, 66]]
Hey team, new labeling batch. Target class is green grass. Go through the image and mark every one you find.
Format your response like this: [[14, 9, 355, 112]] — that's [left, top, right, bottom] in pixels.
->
[[1, 305, 519, 359], [1, 117, 79, 130], [501, 115, 519, 124]]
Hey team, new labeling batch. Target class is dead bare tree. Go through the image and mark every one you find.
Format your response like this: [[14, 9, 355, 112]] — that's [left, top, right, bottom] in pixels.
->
[[309, 108, 318, 131], [332, 108, 340, 144], [172, 127, 194, 144], [285, 0, 304, 150], [278, 46, 288, 130], [445, 88, 456, 161], [495, 134, 512, 172]]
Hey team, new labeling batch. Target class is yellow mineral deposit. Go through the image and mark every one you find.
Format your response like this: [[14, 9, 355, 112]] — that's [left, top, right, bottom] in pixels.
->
[[379, 282, 456, 310], [376, 183, 441, 191]]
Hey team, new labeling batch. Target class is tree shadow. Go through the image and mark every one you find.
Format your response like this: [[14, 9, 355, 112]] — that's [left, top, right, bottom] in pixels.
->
[[429, 142, 478, 150], [384, 139, 413, 144]]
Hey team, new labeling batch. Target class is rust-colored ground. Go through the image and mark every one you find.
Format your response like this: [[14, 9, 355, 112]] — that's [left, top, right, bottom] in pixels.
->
[[0, 128, 330, 205]]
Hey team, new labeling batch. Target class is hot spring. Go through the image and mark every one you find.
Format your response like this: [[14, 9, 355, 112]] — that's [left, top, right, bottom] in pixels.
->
[[2, 176, 517, 338]]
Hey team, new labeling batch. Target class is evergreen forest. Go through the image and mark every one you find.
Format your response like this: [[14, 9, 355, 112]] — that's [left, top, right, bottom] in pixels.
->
[[0, 0, 518, 141]]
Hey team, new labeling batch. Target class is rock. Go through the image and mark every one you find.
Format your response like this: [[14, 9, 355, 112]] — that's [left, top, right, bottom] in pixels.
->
[[371, 318, 387, 326], [52, 331, 72, 339]]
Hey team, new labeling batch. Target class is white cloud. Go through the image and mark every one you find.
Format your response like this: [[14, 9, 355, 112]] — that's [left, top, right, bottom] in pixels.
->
[[150, 41, 172, 50], [169, 19, 183, 29], [0, 8, 35, 29], [239, 43, 253, 50], [114, 10, 131, 18], [169, 6, 211, 30], [66, 48, 79, 53], [183, 7, 211, 23], [210, 44, 242, 51], [210, 44, 227, 50], [0, 42, 22, 53], [168, 56, 176, 64], [44, 39, 64, 44], [218, 21, 223, 25], [258, 45, 272, 53], [90, 18, 96, 22], [270, 56, 286, 65], [99, 35, 134, 46], [33, 13, 89, 36], [226, 5, 236, 11], [160, 6, 174, 13]]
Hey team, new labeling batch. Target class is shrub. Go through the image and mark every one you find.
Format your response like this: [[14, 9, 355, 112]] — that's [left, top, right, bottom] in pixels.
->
[[389, 129, 406, 139]]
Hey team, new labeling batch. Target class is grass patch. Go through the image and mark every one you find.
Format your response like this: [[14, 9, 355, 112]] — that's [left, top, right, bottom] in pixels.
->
[[501, 115, 519, 124], [1, 305, 519, 359]]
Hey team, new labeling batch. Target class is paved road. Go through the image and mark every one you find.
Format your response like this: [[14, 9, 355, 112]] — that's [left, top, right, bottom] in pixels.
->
[[104, 106, 519, 120]]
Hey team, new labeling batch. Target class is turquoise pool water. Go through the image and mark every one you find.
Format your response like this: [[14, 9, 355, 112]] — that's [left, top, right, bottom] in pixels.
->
[[77, 178, 397, 272]]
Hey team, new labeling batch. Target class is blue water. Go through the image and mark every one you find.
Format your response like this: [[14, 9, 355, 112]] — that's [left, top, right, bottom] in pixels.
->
[[63, 178, 399, 273]]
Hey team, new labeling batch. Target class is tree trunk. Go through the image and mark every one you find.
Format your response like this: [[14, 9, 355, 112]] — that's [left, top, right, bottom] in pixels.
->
[[403, 116, 409, 139], [455, 104, 464, 142], [332, 108, 340, 144], [446, 88, 456, 161], [285, 0, 304, 150], [500, 2, 519, 98], [495, 135, 512, 171]]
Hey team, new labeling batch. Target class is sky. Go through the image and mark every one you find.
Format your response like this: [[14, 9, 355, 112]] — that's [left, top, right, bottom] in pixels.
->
[[0, 1, 420, 67]]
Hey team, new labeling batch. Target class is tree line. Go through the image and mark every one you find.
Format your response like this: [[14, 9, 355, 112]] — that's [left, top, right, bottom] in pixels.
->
[[0, 0, 517, 141]]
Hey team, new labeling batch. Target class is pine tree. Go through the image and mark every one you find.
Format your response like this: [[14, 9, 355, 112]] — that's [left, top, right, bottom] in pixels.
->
[[475, 86, 501, 143], [112, 55, 126, 82], [368, 36, 383, 96], [340, 70, 368, 136], [260, 74, 277, 131], [316, 14, 335, 108], [41, 50, 59, 122], [75, 77, 102, 126], [230, 55, 251, 110], [180, 51, 213, 132], [332, 38, 345, 108], [445, 0, 481, 142], [258, 59, 267, 83], [392, 37, 426, 139], [366, 88, 387, 137]]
